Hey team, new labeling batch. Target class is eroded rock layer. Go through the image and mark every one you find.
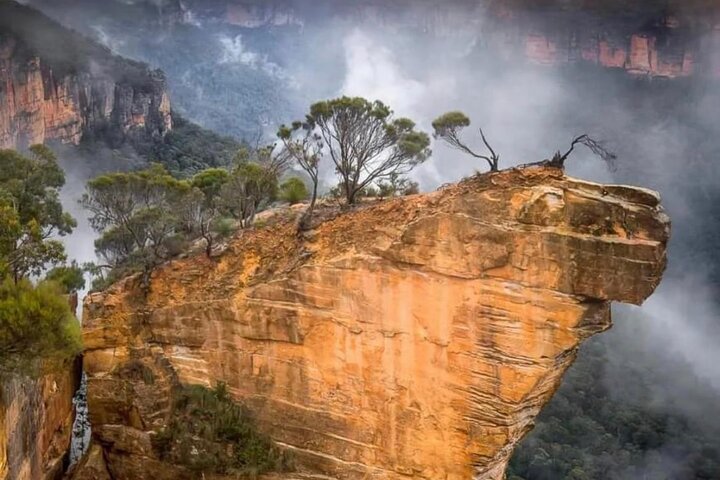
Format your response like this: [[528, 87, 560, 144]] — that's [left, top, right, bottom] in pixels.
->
[[81, 166, 669, 480]]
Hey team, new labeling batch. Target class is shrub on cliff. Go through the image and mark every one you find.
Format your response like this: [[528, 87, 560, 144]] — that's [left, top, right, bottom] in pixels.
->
[[0, 145, 82, 373], [279, 177, 309, 205], [0, 277, 82, 373], [152, 383, 292, 477], [82, 164, 197, 288]]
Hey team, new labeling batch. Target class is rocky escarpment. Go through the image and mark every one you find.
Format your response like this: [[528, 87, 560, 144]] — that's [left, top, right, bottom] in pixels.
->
[[0, 359, 82, 480], [0, 1, 172, 150], [181, 0, 720, 78], [78, 166, 669, 480]]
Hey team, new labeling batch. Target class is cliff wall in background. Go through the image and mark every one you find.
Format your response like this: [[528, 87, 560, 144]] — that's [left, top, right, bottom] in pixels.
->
[[78, 166, 669, 480], [173, 0, 720, 78], [0, 359, 82, 480], [0, 1, 172, 150]]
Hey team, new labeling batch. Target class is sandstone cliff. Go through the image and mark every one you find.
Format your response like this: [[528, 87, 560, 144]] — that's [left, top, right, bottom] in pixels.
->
[[178, 0, 720, 78], [77, 166, 669, 480], [0, 359, 82, 480], [0, 2, 172, 150]]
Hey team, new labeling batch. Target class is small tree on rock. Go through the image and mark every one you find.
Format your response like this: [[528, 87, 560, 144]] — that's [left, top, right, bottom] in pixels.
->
[[218, 162, 278, 229], [432, 111, 500, 172], [277, 122, 322, 222], [188, 168, 231, 257], [305, 97, 430, 205]]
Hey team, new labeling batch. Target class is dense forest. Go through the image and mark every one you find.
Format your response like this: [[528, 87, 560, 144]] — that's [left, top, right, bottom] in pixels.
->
[[509, 316, 720, 479]]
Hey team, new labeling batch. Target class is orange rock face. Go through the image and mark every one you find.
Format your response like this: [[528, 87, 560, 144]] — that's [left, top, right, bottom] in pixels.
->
[[523, 31, 696, 78], [0, 359, 81, 480], [0, 35, 172, 150], [80, 167, 670, 480]]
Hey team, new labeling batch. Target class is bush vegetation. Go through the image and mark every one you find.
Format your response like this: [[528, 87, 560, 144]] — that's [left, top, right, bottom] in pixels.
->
[[508, 332, 720, 480], [279, 177, 309, 205], [0, 146, 82, 373], [152, 383, 291, 477]]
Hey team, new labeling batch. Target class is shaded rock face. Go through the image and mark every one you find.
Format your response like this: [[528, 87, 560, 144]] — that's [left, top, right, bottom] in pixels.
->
[[0, 35, 172, 150], [176, 0, 720, 79], [0, 359, 82, 480], [80, 167, 669, 480]]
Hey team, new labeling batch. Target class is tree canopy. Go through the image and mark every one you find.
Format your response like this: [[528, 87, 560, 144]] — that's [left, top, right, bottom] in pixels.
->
[[277, 121, 322, 223], [0, 146, 76, 281], [432, 111, 500, 171], [81, 164, 195, 288], [0, 145, 82, 372], [305, 96, 430, 204]]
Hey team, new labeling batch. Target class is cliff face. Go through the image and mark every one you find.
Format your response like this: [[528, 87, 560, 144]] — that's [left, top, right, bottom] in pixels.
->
[[78, 166, 669, 480], [0, 2, 172, 150], [175, 0, 720, 78], [493, 10, 716, 78], [0, 359, 82, 480]]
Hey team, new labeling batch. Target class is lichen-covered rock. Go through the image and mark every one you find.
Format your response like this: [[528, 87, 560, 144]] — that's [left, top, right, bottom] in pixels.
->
[[80, 166, 670, 480]]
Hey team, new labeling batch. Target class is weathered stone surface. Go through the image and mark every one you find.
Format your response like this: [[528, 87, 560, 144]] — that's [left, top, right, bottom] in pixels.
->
[[0, 359, 82, 480], [79, 166, 670, 480]]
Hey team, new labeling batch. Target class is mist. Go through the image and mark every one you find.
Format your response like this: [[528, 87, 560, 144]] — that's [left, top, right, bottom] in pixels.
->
[[21, 0, 720, 476]]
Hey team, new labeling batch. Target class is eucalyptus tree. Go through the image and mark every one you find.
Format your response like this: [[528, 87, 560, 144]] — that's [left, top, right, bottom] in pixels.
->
[[432, 111, 500, 172], [305, 97, 430, 205], [0, 145, 75, 282]]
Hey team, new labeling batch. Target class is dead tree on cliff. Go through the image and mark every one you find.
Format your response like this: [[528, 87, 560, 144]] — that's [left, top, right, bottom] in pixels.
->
[[432, 111, 500, 172], [550, 134, 618, 170]]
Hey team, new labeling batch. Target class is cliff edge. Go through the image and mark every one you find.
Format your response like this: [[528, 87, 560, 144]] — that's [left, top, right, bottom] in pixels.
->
[[79, 166, 670, 480]]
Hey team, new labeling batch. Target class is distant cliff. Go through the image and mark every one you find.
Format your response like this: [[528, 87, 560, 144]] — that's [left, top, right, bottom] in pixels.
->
[[0, 2, 172, 150], [180, 0, 720, 78], [77, 166, 669, 480]]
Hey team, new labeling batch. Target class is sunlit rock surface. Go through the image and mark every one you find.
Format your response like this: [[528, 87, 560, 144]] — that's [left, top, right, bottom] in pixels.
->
[[79, 166, 669, 480]]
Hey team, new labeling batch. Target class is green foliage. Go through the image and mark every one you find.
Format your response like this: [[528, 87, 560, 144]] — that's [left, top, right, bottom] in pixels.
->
[[45, 261, 86, 294], [152, 383, 292, 477], [0, 146, 75, 281], [508, 334, 720, 479], [276, 122, 323, 227], [82, 159, 280, 285], [279, 177, 309, 205], [190, 168, 230, 200], [0, 277, 82, 373], [432, 110, 500, 171], [377, 172, 420, 197], [431, 111, 471, 136], [140, 116, 243, 175], [219, 162, 279, 228], [305, 96, 430, 204], [82, 164, 195, 287]]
